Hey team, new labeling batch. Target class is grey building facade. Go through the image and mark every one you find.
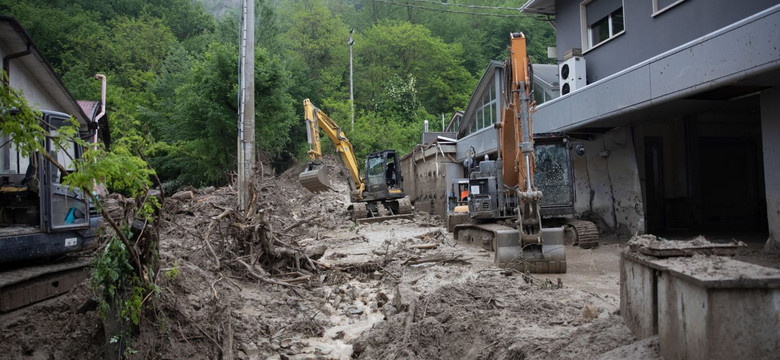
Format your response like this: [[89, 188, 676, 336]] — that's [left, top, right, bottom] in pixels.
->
[[404, 0, 780, 244], [517, 0, 780, 245]]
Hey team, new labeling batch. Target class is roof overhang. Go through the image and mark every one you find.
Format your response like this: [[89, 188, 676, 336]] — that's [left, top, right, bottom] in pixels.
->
[[0, 16, 89, 126], [520, 0, 556, 16], [533, 4, 780, 133]]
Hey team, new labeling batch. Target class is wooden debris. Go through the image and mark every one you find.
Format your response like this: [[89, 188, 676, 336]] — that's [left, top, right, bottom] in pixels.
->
[[172, 190, 194, 200]]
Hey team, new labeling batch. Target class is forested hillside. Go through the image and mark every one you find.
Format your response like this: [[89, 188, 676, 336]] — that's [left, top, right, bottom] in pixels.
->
[[1, 0, 554, 188]]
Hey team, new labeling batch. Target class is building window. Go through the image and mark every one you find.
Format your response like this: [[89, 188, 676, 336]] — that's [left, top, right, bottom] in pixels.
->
[[580, 0, 625, 51], [468, 76, 500, 135], [652, 0, 685, 17]]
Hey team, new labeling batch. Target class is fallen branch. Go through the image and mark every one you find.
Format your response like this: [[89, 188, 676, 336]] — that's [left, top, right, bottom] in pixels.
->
[[403, 254, 471, 266], [235, 259, 299, 288], [410, 243, 439, 250], [282, 214, 317, 233], [402, 301, 417, 346], [222, 316, 234, 360]]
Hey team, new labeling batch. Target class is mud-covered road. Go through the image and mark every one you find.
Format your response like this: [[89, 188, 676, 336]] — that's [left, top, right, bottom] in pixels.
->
[[0, 160, 668, 359]]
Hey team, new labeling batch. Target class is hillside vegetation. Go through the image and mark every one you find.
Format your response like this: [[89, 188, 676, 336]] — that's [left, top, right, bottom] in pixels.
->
[[1, 0, 554, 188]]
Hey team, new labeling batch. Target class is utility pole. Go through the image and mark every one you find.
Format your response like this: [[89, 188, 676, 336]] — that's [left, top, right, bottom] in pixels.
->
[[238, 0, 255, 211], [349, 28, 355, 132]]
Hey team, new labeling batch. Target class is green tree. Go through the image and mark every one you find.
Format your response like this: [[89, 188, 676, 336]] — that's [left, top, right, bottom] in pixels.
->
[[148, 41, 296, 187], [357, 20, 475, 116]]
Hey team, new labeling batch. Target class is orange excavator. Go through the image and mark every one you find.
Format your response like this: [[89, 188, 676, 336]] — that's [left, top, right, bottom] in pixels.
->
[[454, 33, 574, 273]]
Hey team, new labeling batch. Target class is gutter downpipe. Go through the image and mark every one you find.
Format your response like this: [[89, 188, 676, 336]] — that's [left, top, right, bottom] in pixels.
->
[[2, 43, 32, 87], [93, 74, 107, 149]]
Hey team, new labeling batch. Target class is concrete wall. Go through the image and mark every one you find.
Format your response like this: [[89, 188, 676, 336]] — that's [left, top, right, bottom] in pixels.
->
[[657, 272, 780, 360], [619, 254, 657, 338], [622, 252, 780, 359], [555, 0, 779, 83], [401, 145, 463, 220], [761, 88, 780, 249], [571, 127, 645, 234]]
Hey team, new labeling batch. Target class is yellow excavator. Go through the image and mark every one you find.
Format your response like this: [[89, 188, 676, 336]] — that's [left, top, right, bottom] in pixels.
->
[[299, 99, 413, 223]]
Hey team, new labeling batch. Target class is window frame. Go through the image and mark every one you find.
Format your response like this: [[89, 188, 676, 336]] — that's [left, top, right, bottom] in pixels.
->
[[652, 0, 685, 17], [580, 0, 626, 53], [467, 74, 500, 135]]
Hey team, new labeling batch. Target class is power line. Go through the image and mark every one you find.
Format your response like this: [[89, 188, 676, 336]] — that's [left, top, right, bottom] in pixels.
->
[[408, 0, 524, 12], [372, 0, 539, 18]]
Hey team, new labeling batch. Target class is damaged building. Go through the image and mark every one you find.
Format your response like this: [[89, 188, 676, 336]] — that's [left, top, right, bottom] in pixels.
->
[[402, 0, 780, 248]]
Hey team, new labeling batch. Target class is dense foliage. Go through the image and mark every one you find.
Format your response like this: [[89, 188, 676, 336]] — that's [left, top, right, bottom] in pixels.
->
[[1, 0, 554, 187]]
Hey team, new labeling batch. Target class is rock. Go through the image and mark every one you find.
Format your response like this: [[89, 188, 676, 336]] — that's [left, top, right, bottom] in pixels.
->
[[304, 244, 327, 260], [582, 304, 599, 321], [241, 341, 260, 360], [348, 307, 364, 316]]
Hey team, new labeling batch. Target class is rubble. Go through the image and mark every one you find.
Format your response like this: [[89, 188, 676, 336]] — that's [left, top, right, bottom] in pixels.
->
[[0, 156, 669, 359]]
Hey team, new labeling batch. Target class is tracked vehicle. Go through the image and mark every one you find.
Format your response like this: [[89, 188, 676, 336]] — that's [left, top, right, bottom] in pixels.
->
[[299, 99, 412, 223]]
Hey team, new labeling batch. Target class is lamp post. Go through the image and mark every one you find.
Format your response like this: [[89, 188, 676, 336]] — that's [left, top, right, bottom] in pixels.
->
[[349, 28, 355, 132]]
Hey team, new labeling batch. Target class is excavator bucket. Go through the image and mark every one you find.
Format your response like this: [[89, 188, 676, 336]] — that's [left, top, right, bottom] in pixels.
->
[[454, 224, 566, 273], [299, 165, 332, 192]]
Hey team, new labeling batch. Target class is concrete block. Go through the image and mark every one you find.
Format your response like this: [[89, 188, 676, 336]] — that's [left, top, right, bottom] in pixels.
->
[[655, 257, 780, 360], [621, 252, 780, 360], [619, 253, 658, 339]]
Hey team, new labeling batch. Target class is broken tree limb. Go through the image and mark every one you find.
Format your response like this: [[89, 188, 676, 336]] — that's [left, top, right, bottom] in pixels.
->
[[282, 214, 317, 233], [234, 259, 300, 288], [403, 254, 472, 266], [410, 243, 439, 250], [402, 301, 417, 347], [171, 190, 194, 200]]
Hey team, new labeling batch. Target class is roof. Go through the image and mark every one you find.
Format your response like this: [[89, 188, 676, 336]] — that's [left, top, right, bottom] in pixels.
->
[[520, 0, 556, 15], [77, 100, 100, 120], [532, 64, 559, 88], [0, 16, 89, 126]]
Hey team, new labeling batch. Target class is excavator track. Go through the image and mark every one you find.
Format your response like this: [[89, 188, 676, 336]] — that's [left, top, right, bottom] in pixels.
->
[[564, 220, 599, 249], [0, 257, 91, 312], [351, 197, 414, 224], [454, 223, 567, 273]]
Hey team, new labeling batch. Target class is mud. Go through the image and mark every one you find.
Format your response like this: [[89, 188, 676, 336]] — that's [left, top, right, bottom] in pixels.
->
[[0, 156, 671, 359]]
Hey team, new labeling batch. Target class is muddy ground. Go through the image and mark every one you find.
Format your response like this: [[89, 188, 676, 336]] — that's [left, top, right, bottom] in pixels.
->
[[0, 159, 774, 359]]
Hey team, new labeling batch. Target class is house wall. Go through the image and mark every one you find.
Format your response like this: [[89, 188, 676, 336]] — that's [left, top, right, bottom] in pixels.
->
[[760, 88, 780, 249], [555, 0, 779, 83], [1, 45, 62, 112], [571, 127, 645, 234]]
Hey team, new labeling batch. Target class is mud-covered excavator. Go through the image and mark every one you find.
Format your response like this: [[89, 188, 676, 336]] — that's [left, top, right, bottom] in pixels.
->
[[453, 33, 597, 273], [298, 99, 413, 223]]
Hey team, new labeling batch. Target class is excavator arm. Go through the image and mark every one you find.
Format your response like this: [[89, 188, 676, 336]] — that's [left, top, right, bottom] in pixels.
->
[[300, 99, 364, 197], [503, 33, 544, 245]]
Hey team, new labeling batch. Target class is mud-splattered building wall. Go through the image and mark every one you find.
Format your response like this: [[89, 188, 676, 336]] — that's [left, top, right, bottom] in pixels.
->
[[400, 144, 462, 220]]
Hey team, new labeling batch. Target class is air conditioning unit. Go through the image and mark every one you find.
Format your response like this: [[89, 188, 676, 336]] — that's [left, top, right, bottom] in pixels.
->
[[559, 56, 586, 96]]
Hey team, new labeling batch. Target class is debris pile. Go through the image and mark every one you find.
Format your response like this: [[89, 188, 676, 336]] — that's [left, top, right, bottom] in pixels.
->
[[0, 156, 663, 359]]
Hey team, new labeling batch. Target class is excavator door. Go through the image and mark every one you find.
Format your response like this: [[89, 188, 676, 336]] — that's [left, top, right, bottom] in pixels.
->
[[363, 150, 403, 200]]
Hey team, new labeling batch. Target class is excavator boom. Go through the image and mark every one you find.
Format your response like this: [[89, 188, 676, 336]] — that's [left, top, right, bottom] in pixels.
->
[[299, 99, 364, 195], [298, 99, 413, 223]]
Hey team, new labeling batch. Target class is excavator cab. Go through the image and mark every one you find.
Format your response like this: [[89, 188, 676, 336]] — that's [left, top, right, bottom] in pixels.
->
[[363, 150, 404, 201]]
